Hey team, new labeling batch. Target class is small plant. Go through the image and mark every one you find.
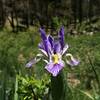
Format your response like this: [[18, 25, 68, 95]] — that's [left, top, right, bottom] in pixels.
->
[[26, 26, 79, 100], [18, 74, 50, 100]]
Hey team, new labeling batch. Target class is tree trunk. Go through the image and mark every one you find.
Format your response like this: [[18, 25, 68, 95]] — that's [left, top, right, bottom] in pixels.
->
[[0, 0, 6, 28], [78, 0, 83, 25], [88, 0, 93, 23]]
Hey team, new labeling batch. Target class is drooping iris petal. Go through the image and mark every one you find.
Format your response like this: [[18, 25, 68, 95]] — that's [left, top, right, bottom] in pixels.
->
[[66, 53, 79, 66], [45, 60, 64, 77], [53, 42, 61, 53], [58, 26, 64, 50], [66, 58, 79, 66], [26, 59, 37, 68], [26, 54, 42, 68], [48, 35, 54, 48]]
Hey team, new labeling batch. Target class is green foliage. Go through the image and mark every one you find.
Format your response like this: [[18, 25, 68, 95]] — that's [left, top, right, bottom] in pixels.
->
[[0, 29, 39, 99], [51, 16, 62, 30], [18, 74, 50, 100]]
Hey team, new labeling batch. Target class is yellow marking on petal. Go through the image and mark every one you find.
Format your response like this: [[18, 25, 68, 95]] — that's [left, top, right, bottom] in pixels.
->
[[52, 54, 59, 64]]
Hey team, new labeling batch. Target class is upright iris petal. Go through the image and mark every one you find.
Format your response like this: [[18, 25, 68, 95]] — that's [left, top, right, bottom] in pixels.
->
[[58, 26, 65, 50], [44, 40, 49, 54], [39, 28, 47, 40], [39, 28, 49, 55], [48, 35, 54, 48], [53, 42, 61, 53]]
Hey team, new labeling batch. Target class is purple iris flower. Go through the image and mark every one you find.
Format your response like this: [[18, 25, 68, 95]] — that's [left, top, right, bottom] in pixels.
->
[[26, 27, 79, 77]]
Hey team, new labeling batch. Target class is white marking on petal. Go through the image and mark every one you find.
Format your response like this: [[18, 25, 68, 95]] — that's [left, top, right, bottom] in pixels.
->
[[62, 44, 69, 55], [43, 59, 49, 64], [36, 54, 43, 57], [39, 49, 48, 57], [66, 53, 73, 58], [35, 54, 42, 62], [35, 57, 41, 62]]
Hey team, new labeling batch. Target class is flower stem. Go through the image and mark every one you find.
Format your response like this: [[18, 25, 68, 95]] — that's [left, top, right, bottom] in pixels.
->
[[51, 71, 69, 100]]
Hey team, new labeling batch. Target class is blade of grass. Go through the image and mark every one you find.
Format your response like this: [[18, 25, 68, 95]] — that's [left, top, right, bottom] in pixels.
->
[[87, 55, 100, 92], [14, 75, 18, 100]]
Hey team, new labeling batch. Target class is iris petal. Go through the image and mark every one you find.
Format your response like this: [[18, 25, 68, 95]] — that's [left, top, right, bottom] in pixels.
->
[[45, 60, 64, 77], [39, 28, 47, 40], [48, 35, 54, 48], [44, 40, 49, 54], [66, 53, 79, 66], [66, 59, 79, 66], [26, 59, 37, 68], [39, 28, 53, 55], [54, 42, 61, 53], [39, 28, 49, 54], [58, 26, 64, 50], [38, 42, 44, 50], [26, 54, 42, 68]]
